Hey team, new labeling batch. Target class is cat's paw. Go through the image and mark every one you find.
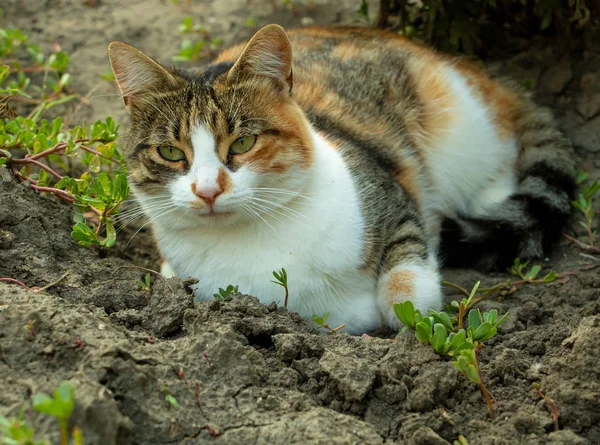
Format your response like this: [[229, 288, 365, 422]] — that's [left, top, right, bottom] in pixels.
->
[[376, 264, 443, 329]]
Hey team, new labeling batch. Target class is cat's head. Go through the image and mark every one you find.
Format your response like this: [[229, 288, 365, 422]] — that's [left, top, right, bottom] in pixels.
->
[[108, 25, 313, 230]]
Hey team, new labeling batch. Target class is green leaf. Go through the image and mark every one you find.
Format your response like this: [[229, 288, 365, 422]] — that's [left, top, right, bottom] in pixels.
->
[[473, 322, 492, 341], [465, 364, 481, 384], [71, 222, 97, 245], [415, 321, 432, 343], [102, 219, 116, 248], [527, 265, 541, 279], [575, 170, 589, 184], [495, 312, 509, 327], [447, 329, 467, 350], [483, 309, 497, 324], [394, 301, 415, 329], [468, 309, 482, 330], [32, 393, 55, 415], [431, 323, 447, 353], [165, 394, 179, 408], [427, 309, 454, 332]]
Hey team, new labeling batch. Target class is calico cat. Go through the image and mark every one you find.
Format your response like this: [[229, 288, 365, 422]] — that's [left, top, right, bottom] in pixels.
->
[[108, 24, 575, 334]]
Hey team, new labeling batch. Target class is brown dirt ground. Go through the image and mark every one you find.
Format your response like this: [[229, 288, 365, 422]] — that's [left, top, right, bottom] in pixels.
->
[[1, 1, 599, 444]]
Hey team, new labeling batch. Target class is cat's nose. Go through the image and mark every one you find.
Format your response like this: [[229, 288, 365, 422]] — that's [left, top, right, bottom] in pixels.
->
[[191, 184, 222, 207]]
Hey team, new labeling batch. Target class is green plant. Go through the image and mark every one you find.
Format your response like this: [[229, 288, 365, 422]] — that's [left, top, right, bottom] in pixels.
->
[[32, 382, 79, 445], [0, 408, 47, 445], [138, 273, 152, 292], [311, 311, 346, 333], [213, 284, 239, 301], [372, 0, 595, 54], [570, 170, 599, 248], [1, 21, 76, 119], [394, 282, 508, 417], [355, 0, 371, 24], [0, 114, 128, 248], [1, 25, 129, 250], [443, 259, 560, 314], [173, 17, 220, 62], [271, 268, 289, 308], [163, 383, 179, 409], [453, 436, 469, 445]]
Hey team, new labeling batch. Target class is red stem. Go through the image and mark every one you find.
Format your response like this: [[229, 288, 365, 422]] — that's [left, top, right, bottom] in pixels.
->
[[12, 157, 63, 179], [563, 233, 600, 254], [475, 345, 495, 418], [0, 277, 31, 290]]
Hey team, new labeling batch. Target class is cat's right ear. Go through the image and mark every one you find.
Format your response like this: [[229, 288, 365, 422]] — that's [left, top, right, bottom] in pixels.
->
[[108, 41, 176, 111]]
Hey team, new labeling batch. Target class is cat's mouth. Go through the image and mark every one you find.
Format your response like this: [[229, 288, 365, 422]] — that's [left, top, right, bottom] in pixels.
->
[[199, 209, 235, 219]]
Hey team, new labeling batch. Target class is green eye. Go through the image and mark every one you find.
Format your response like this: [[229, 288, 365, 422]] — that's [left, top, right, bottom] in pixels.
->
[[230, 135, 257, 154], [158, 146, 186, 162]]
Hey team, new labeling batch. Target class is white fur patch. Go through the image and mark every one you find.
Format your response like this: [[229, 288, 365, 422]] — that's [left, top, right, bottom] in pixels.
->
[[421, 65, 518, 237]]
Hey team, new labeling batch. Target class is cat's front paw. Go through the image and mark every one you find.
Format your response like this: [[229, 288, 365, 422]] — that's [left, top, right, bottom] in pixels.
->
[[376, 264, 443, 330]]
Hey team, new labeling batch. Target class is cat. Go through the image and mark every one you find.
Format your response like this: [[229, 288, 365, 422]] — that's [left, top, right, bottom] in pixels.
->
[[108, 24, 575, 334]]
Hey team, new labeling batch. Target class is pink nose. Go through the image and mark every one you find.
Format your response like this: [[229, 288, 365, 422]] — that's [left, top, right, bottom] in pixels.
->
[[191, 184, 222, 207]]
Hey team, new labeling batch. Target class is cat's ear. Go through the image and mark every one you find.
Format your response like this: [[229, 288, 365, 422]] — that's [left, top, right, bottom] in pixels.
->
[[228, 24, 293, 93], [108, 41, 177, 110]]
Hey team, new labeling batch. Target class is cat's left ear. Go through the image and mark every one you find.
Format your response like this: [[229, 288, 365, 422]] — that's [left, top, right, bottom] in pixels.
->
[[228, 24, 293, 93]]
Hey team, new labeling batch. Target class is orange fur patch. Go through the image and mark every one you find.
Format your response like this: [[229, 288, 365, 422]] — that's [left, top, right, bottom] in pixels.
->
[[386, 269, 416, 307], [216, 167, 233, 194], [394, 159, 421, 203]]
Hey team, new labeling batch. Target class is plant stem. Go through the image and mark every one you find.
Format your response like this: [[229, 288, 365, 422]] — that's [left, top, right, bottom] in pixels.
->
[[59, 420, 68, 445], [534, 385, 559, 431], [474, 345, 494, 418], [284, 285, 289, 308], [442, 280, 470, 297], [563, 233, 600, 254], [0, 277, 31, 289], [12, 157, 63, 179]]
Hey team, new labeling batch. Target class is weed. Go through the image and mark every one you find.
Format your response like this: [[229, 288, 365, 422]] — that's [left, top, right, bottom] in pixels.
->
[[32, 382, 79, 445], [271, 268, 289, 308], [565, 170, 600, 253], [311, 311, 346, 333], [453, 436, 469, 445], [163, 383, 179, 409], [443, 259, 561, 313], [213, 284, 239, 301], [1, 24, 128, 250], [138, 273, 152, 292], [0, 21, 76, 118], [355, 0, 371, 24], [26, 320, 35, 337], [0, 408, 47, 445], [533, 382, 559, 431], [395, 282, 508, 417], [173, 17, 221, 63]]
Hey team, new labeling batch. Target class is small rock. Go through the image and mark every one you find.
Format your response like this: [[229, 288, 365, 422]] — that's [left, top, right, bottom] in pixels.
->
[[527, 340, 546, 356], [547, 429, 590, 445], [320, 350, 376, 401], [408, 426, 451, 445], [273, 333, 303, 361], [540, 58, 572, 94], [570, 114, 600, 153]]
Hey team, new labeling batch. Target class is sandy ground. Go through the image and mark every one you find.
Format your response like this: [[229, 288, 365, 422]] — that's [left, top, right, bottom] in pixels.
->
[[1, 1, 599, 444]]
